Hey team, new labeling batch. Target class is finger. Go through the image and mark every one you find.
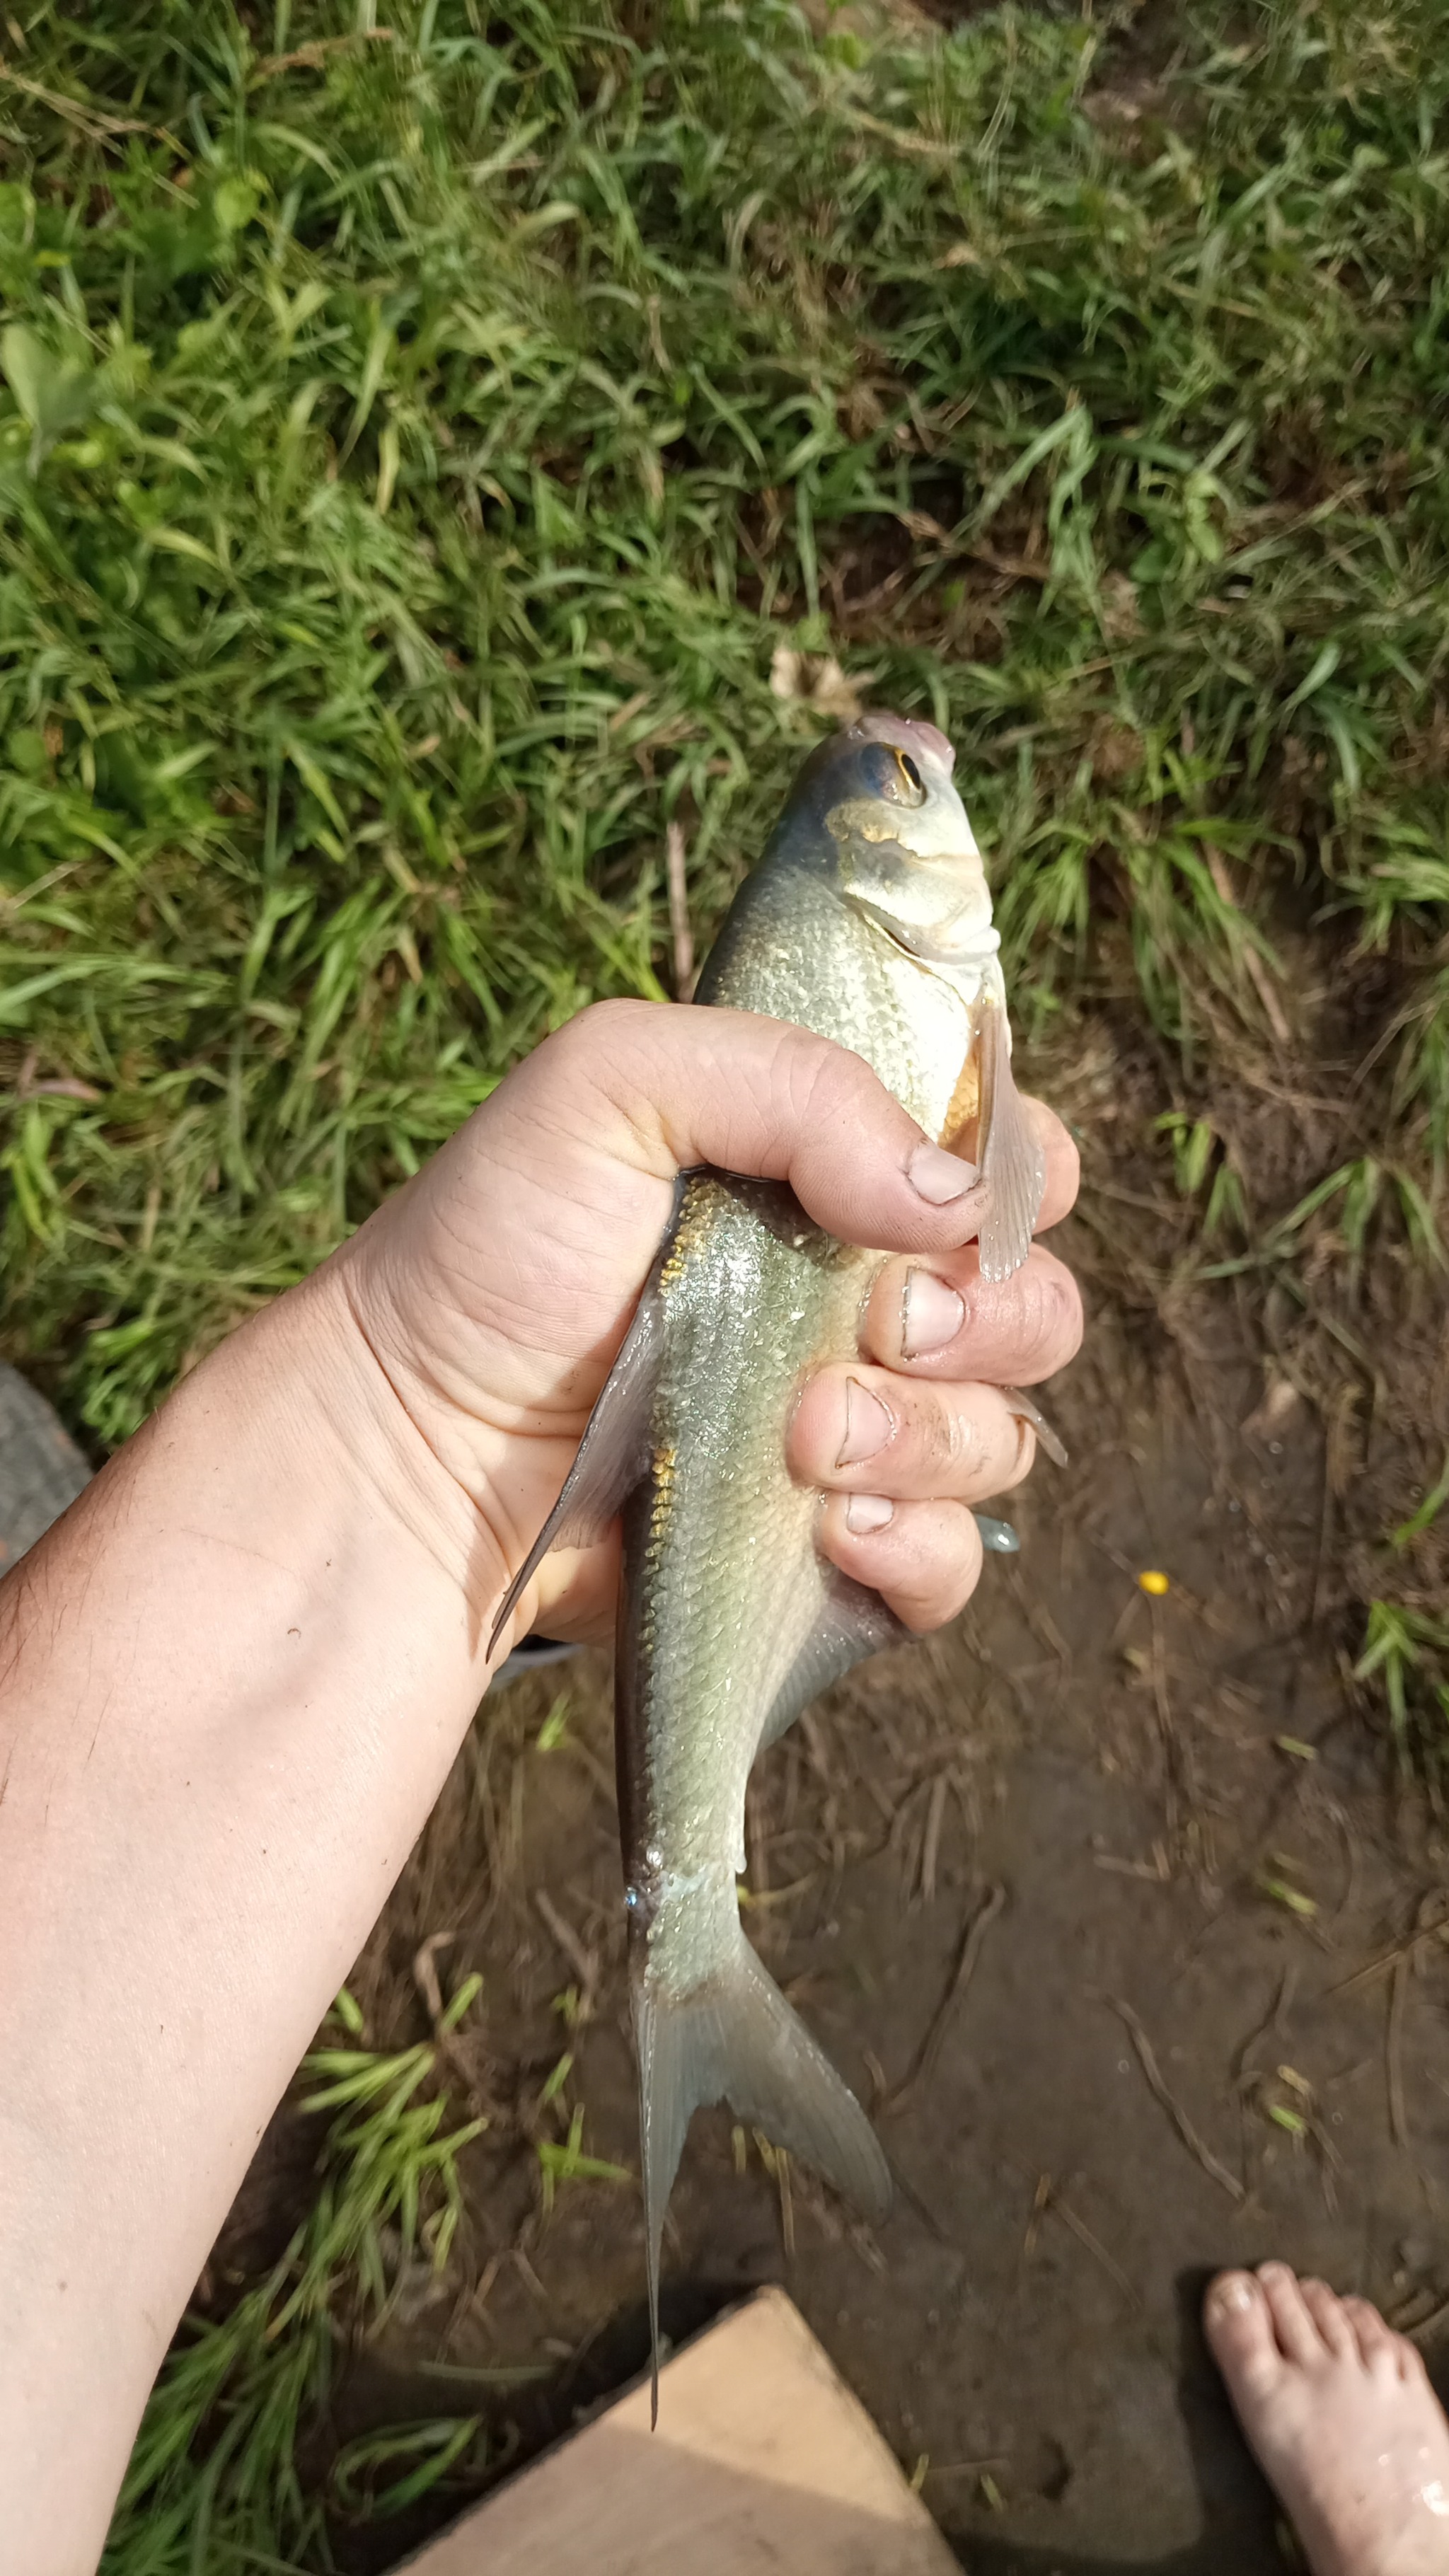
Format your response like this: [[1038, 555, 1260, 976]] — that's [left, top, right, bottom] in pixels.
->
[[816, 1494, 983, 1634], [1021, 1098, 1079, 1232], [789, 1366, 1034, 1503], [496, 998, 1057, 1260], [861, 1241, 1083, 1386]]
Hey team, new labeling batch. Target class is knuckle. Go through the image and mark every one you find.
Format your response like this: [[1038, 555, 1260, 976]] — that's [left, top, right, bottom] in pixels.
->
[[543, 997, 655, 1107], [1009, 1259, 1082, 1373], [795, 1034, 877, 1142], [753, 1024, 841, 1162], [914, 1389, 1022, 1498], [562, 995, 649, 1058], [938, 1394, 984, 1482]]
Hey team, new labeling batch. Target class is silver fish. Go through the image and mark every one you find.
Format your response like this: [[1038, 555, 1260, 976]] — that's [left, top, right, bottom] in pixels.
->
[[492, 715, 1054, 2408]]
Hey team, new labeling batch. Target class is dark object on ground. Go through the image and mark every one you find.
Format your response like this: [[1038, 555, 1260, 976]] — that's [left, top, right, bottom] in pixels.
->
[[0, 1364, 91, 1573], [493, 1633, 580, 1689]]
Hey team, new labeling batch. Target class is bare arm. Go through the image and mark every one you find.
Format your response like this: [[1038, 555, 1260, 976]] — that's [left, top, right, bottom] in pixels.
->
[[0, 1001, 1080, 2570], [0, 1270, 494, 2568]]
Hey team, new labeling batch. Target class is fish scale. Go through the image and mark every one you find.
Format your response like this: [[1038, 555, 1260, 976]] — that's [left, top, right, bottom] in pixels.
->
[[490, 714, 1051, 2413]]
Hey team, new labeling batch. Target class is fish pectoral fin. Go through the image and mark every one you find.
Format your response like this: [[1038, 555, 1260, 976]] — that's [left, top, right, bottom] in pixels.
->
[[485, 1281, 662, 1662], [634, 1934, 891, 2423], [757, 1578, 907, 1754], [974, 993, 1046, 1284], [1000, 1384, 1069, 1469]]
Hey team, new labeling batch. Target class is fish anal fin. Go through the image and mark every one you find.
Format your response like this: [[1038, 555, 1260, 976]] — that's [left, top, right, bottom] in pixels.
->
[[634, 1933, 891, 2420], [756, 1578, 906, 1755], [486, 1285, 662, 1662], [975, 995, 1046, 1284]]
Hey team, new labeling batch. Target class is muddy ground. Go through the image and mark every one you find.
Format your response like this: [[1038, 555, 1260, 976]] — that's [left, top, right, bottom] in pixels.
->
[[209, 993, 1449, 2576]]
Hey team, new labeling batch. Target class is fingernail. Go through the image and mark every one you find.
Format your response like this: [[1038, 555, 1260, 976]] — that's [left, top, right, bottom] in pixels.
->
[[837, 1376, 894, 1468], [908, 1139, 978, 1205], [846, 1493, 894, 1535], [903, 1269, 966, 1358], [1211, 2277, 1256, 2316]]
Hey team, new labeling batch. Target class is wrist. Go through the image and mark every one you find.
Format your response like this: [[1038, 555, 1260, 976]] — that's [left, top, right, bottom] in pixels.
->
[[284, 1251, 512, 1637]]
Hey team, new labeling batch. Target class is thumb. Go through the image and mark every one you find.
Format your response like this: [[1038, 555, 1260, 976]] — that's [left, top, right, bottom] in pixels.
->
[[495, 996, 986, 1257]]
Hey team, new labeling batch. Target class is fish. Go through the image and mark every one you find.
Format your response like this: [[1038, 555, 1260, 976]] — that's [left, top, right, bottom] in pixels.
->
[[490, 714, 1058, 2410]]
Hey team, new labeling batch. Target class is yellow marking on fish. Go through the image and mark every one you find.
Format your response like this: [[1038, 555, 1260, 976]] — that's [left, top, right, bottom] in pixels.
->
[[824, 797, 912, 847], [659, 1184, 719, 1291], [643, 1445, 679, 1576], [938, 1046, 980, 1153]]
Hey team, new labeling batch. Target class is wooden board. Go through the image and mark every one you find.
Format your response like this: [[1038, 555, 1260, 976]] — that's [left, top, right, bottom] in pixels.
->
[[397, 2286, 959, 2576]]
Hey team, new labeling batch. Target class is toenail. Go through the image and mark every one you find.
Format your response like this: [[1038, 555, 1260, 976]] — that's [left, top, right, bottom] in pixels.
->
[[1213, 2278, 1256, 2314], [846, 1493, 894, 1535]]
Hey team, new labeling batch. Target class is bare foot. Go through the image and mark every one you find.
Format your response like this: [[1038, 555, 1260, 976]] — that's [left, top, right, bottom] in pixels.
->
[[1205, 2263, 1449, 2575]]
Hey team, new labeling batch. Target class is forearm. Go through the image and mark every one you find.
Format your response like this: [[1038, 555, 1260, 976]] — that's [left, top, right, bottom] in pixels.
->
[[0, 1268, 494, 2573]]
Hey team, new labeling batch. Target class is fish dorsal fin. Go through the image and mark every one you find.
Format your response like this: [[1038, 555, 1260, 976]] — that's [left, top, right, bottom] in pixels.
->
[[756, 1578, 906, 1754], [486, 1274, 664, 1663], [975, 994, 1046, 1283]]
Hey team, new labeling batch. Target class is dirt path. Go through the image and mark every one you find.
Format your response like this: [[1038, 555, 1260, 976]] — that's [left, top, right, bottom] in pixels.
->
[[299, 1221, 1449, 2574]]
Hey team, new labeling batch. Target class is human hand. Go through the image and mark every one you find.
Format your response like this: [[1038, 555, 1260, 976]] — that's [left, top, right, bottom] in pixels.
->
[[337, 998, 1081, 1658]]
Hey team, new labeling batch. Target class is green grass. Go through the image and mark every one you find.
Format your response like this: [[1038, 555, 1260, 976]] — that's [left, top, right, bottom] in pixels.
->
[[102, 1988, 488, 2575], [1357, 1598, 1449, 1773], [2, 0, 1448, 1448], [4, 0, 1449, 2552], [1357, 1451, 1449, 1775]]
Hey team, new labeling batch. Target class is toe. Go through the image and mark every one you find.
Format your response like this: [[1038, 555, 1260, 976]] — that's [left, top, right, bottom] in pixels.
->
[[1342, 2294, 1400, 2374], [1298, 2277, 1356, 2361], [1257, 2262, 1328, 2367], [1204, 2271, 1282, 2400]]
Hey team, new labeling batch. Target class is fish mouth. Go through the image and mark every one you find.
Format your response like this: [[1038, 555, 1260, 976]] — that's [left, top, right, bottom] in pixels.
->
[[849, 894, 1000, 966], [855, 711, 956, 774]]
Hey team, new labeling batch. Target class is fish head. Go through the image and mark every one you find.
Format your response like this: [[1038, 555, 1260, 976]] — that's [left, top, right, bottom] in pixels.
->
[[772, 713, 996, 964]]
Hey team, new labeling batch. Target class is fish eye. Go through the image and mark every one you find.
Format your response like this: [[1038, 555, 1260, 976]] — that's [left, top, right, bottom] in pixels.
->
[[864, 741, 928, 807], [880, 746, 926, 807], [853, 738, 930, 809]]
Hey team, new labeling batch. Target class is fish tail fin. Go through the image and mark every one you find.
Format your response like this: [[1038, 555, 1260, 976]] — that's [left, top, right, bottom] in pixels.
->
[[633, 1931, 891, 2425]]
